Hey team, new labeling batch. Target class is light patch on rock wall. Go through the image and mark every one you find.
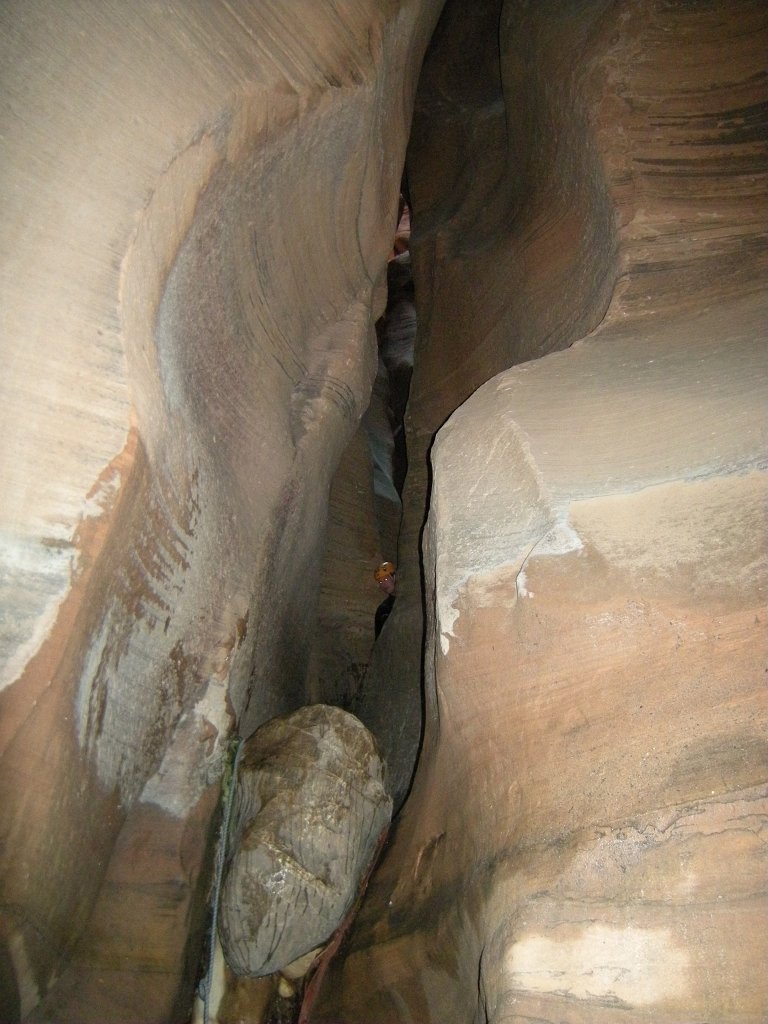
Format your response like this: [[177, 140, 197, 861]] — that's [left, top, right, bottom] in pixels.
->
[[0, 538, 72, 693], [430, 293, 768, 654], [506, 924, 689, 1006]]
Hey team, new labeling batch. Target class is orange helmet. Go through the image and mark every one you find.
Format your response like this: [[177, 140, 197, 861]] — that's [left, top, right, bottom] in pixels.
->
[[374, 561, 396, 582]]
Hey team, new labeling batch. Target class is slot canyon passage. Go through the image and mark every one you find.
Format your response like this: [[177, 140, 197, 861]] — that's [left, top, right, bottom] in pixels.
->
[[1, 1, 767, 1021]]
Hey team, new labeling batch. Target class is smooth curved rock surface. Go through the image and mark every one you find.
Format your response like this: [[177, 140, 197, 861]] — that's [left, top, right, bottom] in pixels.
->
[[0, 2, 441, 1019], [310, 0, 768, 1020]]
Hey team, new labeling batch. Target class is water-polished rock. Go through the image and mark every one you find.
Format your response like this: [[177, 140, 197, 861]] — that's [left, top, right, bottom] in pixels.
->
[[218, 704, 391, 977]]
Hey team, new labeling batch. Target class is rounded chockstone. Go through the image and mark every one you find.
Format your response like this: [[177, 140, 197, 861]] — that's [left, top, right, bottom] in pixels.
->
[[218, 704, 392, 977]]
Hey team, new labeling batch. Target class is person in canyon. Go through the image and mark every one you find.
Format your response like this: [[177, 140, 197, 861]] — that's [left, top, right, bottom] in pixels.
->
[[374, 561, 396, 638]]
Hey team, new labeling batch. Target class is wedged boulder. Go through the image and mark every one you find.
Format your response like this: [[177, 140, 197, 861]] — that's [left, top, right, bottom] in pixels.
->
[[219, 705, 391, 977]]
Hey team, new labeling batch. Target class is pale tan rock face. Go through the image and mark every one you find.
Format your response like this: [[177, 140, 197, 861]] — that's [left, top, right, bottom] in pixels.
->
[[0, 2, 442, 1019], [310, 0, 768, 1021]]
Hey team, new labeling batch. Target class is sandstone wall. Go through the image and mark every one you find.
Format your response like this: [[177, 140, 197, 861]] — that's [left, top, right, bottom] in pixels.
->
[[0, 2, 442, 1019], [311, 1, 768, 1020]]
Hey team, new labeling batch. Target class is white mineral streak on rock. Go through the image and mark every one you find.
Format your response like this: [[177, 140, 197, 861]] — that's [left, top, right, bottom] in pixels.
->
[[506, 925, 690, 1005], [515, 568, 532, 599], [193, 681, 233, 756], [1, 442, 127, 692], [431, 396, 573, 654], [82, 462, 124, 519], [140, 709, 215, 819], [74, 607, 112, 752], [0, 535, 71, 692], [191, 933, 226, 1024], [142, 620, 247, 817]]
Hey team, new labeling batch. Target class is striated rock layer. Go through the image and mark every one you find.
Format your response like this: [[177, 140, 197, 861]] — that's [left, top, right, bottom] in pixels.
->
[[0, 2, 442, 1020], [311, 0, 768, 1021]]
